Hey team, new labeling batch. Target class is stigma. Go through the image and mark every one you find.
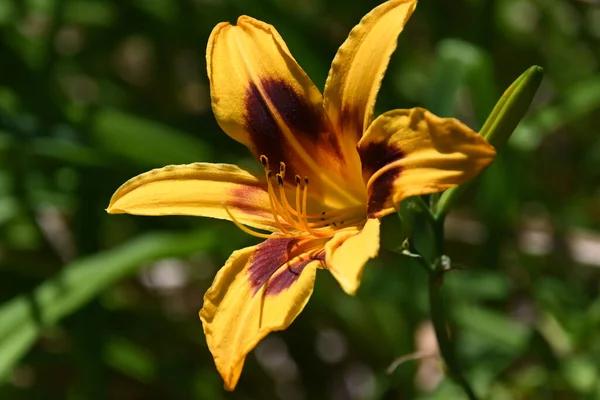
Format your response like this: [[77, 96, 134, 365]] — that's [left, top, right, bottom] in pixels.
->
[[223, 155, 363, 239]]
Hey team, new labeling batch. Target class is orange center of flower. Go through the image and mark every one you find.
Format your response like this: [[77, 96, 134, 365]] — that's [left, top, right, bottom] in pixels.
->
[[223, 155, 365, 239]]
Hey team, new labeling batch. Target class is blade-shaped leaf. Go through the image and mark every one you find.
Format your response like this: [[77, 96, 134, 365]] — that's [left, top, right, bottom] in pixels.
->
[[0, 230, 216, 380]]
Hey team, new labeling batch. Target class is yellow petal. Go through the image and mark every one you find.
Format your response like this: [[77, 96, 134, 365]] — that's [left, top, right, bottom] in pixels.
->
[[107, 162, 284, 232], [208, 16, 365, 209], [323, 0, 417, 143], [200, 238, 324, 390], [324, 218, 380, 295], [357, 108, 497, 218]]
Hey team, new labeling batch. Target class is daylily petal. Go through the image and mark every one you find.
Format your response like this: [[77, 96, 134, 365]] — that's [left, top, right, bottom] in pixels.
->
[[357, 108, 496, 218], [325, 218, 380, 295], [323, 0, 417, 143], [208, 16, 365, 208], [200, 238, 325, 390], [107, 163, 285, 232]]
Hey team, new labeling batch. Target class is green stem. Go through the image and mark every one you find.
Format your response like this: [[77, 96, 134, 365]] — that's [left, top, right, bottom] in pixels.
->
[[428, 271, 478, 400], [425, 214, 479, 400]]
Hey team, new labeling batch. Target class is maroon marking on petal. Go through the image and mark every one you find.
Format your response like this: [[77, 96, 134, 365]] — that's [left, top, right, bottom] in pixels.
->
[[265, 259, 310, 295], [358, 140, 406, 179], [340, 105, 362, 141], [245, 80, 343, 175], [248, 238, 324, 295], [366, 167, 402, 218], [262, 79, 322, 143], [229, 184, 270, 218], [248, 238, 297, 293], [321, 116, 344, 162], [245, 82, 292, 175], [312, 249, 326, 262], [265, 250, 324, 295]]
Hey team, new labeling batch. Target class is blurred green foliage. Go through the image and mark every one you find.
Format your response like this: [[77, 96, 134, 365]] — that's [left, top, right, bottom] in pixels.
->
[[0, 0, 600, 399]]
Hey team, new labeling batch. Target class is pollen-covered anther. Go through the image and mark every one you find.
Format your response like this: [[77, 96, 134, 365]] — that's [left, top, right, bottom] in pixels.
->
[[294, 175, 301, 185], [276, 173, 284, 186]]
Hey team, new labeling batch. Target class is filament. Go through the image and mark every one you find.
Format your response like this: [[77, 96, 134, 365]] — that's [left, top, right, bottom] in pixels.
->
[[224, 154, 365, 239]]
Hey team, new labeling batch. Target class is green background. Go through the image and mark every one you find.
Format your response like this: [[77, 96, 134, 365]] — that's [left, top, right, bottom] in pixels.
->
[[1, 0, 599, 399]]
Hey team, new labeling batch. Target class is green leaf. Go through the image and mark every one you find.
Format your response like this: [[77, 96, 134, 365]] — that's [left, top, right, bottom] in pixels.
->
[[0, 230, 216, 380], [454, 304, 530, 351], [132, 0, 179, 23], [32, 137, 108, 167], [63, 0, 116, 26], [92, 109, 211, 167], [428, 39, 494, 119], [513, 76, 600, 152], [104, 336, 157, 383]]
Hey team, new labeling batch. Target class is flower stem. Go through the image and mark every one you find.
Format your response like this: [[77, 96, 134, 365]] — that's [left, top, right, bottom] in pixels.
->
[[428, 269, 478, 400], [424, 215, 479, 399]]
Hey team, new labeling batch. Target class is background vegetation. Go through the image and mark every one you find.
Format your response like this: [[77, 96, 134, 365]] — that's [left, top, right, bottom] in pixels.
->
[[1, 0, 599, 398]]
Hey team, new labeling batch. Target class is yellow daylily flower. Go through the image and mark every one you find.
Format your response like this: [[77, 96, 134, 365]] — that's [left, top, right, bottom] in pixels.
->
[[107, 0, 496, 390]]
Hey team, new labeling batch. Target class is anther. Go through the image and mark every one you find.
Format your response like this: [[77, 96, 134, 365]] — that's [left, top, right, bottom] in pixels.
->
[[295, 175, 301, 185], [276, 174, 284, 186], [260, 155, 269, 167], [304, 177, 309, 185], [279, 162, 286, 175]]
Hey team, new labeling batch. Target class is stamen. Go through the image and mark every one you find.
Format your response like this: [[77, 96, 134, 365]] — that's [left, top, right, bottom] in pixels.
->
[[251, 157, 365, 238], [279, 161, 286, 177], [300, 177, 330, 238], [260, 155, 269, 168], [223, 203, 309, 240], [275, 173, 297, 225], [307, 206, 366, 229], [222, 203, 274, 239], [283, 174, 321, 219], [295, 179, 302, 225], [263, 166, 293, 234], [261, 161, 297, 233]]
